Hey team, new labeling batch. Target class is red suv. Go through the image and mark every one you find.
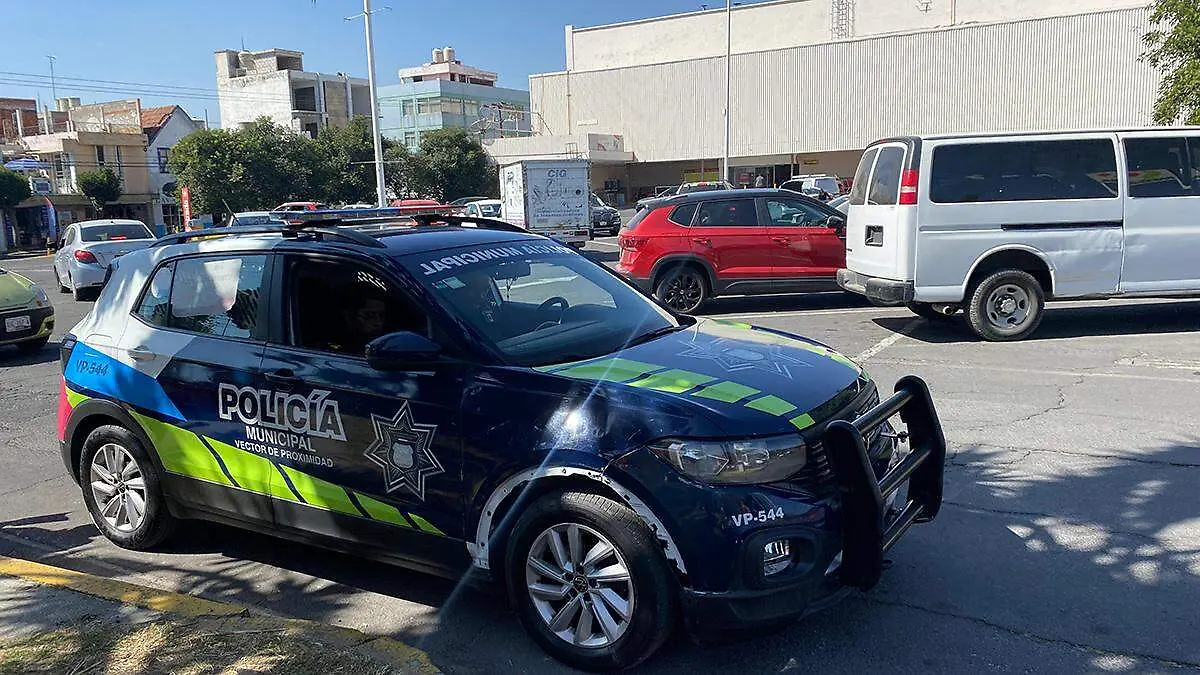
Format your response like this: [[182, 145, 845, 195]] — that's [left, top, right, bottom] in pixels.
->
[[617, 188, 846, 313]]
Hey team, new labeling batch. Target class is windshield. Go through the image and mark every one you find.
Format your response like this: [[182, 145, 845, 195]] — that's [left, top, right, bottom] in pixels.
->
[[478, 203, 502, 217], [400, 241, 679, 367], [81, 223, 153, 242]]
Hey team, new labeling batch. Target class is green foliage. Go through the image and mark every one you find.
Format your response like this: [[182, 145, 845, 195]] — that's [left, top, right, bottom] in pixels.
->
[[383, 143, 430, 200], [0, 168, 32, 210], [1142, 0, 1200, 125], [77, 168, 122, 215], [415, 128, 498, 202], [313, 116, 400, 205]]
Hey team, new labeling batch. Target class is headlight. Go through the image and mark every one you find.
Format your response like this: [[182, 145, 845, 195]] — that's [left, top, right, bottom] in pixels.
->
[[648, 435, 807, 485], [32, 286, 50, 308]]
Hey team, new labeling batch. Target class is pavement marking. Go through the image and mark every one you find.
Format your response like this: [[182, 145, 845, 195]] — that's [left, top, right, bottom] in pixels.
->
[[0, 554, 245, 617], [588, 240, 621, 249], [869, 358, 1200, 384], [716, 305, 910, 321], [855, 319, 918, 362]]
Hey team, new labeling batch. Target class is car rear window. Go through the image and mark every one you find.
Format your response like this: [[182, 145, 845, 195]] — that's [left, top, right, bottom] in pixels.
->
[[867, 147, 905, 205], [930, 139, 1118, 203], [81, 223, 153, 242], [668, 202, 698, 225], [848, 148, 879, 206]]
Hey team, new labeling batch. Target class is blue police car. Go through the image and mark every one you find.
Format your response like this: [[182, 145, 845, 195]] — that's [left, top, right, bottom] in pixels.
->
[[57, 211, 946, 671]]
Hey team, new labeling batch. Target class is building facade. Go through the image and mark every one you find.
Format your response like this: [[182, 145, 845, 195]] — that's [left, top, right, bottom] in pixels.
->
[[378, 47, 531, 150], [215, 49, 371, 137], [141, 105, 205, 234], [494, 0, 1160, 202]]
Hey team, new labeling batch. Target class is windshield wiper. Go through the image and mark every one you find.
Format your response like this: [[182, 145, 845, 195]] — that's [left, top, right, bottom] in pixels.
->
[[626, 324, 684, 348]]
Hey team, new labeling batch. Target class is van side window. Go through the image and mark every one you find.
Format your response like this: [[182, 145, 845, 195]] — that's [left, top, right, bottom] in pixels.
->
[[1124, 137, 1192, 198], [848, 148, 878, 206], [867, 147, 904, 205], [930, 139, 1117, 203]]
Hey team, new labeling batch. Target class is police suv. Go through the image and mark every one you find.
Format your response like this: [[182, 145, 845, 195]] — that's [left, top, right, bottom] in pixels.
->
[[58, 211, 947, 671]]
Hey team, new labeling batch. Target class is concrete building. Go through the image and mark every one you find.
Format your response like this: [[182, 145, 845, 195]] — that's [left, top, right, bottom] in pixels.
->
[[141, 105, 205, 234], [5, 98, 155, 249], [378, 47, 531, 150], [488, 0, 1161, 203], [215, 48, 372, 137]]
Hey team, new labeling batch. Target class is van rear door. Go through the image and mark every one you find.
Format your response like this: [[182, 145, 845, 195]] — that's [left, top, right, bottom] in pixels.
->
[[844, 141, 915, 283]]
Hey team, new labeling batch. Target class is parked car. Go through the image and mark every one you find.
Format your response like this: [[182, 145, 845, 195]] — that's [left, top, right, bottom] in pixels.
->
[[589, 193, 621, 237], [828, 194, 850, 213], [273, 201, 330, 212], [839, 129, 1200, 340], [636, 181, 734, 211], [52, 219, 156, 300], [449, 196, 490, 206], [227, 211, 286, 226], [0, 267, 54, 353], [462, 199, 503, 218], [780, 174, 842, 200], [58, 215, 945, 671], [618, 188, 847, 313]]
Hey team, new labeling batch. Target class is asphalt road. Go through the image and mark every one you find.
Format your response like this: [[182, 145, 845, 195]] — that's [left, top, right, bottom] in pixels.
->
[[2, 248, 1198, 674]]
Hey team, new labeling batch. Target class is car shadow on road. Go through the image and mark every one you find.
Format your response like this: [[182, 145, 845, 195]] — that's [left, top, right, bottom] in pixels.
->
[[699, 291, 874, 317], [873, 300, 1200, 343], [581, 249, 618, 264], [0, 340, 60, 367]]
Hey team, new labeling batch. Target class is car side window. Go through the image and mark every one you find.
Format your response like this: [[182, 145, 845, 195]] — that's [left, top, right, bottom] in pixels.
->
[[169, 255, 268, 340], [134, 262, 174, 327], [695, 199, 758, 227], [1124, 137, 1192, 198], [668, 202, 698, 225], [764, 198, 831, 227], [286, 256, 429, 357]]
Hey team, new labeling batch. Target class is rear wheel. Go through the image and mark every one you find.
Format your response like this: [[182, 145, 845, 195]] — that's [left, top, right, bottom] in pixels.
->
[[966, 269, 1045, 341], [505, 491, 678, 672], [79, 424, 176, 550], [654, 266, 708, 314], [55, 266, 69, 293]]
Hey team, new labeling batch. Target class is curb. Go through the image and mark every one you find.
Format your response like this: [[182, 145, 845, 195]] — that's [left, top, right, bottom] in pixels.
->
[[0, 554, 440, 673]]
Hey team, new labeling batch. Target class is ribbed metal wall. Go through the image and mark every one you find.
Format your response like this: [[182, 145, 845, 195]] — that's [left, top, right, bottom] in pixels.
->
[[531, 7, 1158, 163]]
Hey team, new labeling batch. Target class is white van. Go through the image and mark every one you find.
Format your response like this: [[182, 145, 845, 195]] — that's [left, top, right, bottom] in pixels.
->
[[837, 129, 1200, 340]]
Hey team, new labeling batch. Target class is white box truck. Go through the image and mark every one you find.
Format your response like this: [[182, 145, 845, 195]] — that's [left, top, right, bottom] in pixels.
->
[[499, 159, 591, 247]]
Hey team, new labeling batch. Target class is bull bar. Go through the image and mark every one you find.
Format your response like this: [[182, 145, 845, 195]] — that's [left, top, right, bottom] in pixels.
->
[[822, 375, 946, 590]]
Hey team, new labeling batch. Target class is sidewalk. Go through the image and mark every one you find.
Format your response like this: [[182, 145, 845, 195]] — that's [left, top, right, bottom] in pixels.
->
[[0, 555, 439, 674]]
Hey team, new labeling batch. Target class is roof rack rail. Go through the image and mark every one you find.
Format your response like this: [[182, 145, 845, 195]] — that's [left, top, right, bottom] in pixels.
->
[[152, 222, 387, 248]]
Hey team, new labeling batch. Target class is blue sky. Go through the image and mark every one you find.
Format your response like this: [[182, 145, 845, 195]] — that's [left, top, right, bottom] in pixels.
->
[[1, 0, 749, 123]]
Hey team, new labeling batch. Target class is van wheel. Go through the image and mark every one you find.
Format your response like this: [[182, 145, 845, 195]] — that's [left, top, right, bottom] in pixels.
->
[[505, 491, 678, 672], [655, 266, 708, 314], [907, 302, 956, 321], [79, 424, 176, 550], [966, 270, 1044, 341]]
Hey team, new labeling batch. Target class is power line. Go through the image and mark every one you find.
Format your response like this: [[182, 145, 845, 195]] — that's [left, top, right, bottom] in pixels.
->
[[0, 77, 295, 106]]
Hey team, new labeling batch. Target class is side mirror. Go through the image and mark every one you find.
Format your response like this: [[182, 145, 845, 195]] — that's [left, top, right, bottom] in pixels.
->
[[365, 331, 442, 370], [826, 215, 846, 233]]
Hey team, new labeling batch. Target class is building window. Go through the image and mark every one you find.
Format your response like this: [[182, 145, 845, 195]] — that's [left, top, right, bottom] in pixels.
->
[[95, 146, 105, 166], [157, 147, 171, 173], [401, 100, 414, 116], [441, 98, 464, 115], [417, 99, 437, 115], [162, 203, 183, 233], [403, 131, 418, 149]]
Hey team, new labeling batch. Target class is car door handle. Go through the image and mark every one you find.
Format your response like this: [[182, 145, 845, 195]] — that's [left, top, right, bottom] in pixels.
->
[[692, 237, 712, 247], [126, 346, 156, 361], [265, 369, 302, 390], [771, 236, 790, 245]]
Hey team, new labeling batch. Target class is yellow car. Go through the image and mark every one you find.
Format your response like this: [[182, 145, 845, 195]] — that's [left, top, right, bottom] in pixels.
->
[[0, 267, 54, 353]]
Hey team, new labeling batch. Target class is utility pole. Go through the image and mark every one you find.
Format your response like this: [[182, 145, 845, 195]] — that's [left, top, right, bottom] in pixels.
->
[[722, 0, 731, 185], [347, 1, 389, 207], [47, 55, 58, 103]]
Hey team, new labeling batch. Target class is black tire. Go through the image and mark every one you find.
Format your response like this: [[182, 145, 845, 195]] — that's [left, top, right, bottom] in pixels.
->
[[71, 276, 86, 302], [16, 336, 49, 353], [966, 269, 1045, 341], [906, 301, 956, 321], [654, 265, 708, 314], [505, 491, 678, 672], [79, 424, 176, 550], [55, 266, 69, 293]]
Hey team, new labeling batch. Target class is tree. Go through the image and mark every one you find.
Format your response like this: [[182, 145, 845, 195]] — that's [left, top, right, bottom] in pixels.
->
[[1142, 0, 1200, 124], [383, 143, 433, 200], [314, 116, 398, 205], [415, 128, 498, 202], [0, 168, 32, 211], [77, 168, 122, 216]]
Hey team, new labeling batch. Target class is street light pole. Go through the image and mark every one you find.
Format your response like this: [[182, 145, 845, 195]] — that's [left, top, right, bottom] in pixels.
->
[[348, 0, 389, 208], [722, 0, 731, 185], [47, 55, 58, 102]]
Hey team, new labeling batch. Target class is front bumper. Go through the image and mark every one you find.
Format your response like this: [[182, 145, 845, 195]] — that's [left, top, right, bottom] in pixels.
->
[[0, 305, 54, 345], [620, 376, 946, 637], [837, 268, 914, 305]]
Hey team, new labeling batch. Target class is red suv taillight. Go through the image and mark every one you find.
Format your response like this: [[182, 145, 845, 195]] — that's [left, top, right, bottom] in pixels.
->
[[899, 169, 919, 205], [73, 249, 97, 264]]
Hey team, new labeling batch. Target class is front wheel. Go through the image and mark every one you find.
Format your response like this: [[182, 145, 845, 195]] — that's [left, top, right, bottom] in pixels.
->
[[966, 269, 1045, 341], [655, 266, 708, 314], [506, 491, 678, 672], [79, 424, 177, 550]]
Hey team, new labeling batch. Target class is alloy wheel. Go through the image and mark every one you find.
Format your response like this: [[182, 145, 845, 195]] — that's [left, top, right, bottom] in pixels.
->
[[662, 273, 703, 312], [89, 443, 148, 533], [525, 523, 635, 648]]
